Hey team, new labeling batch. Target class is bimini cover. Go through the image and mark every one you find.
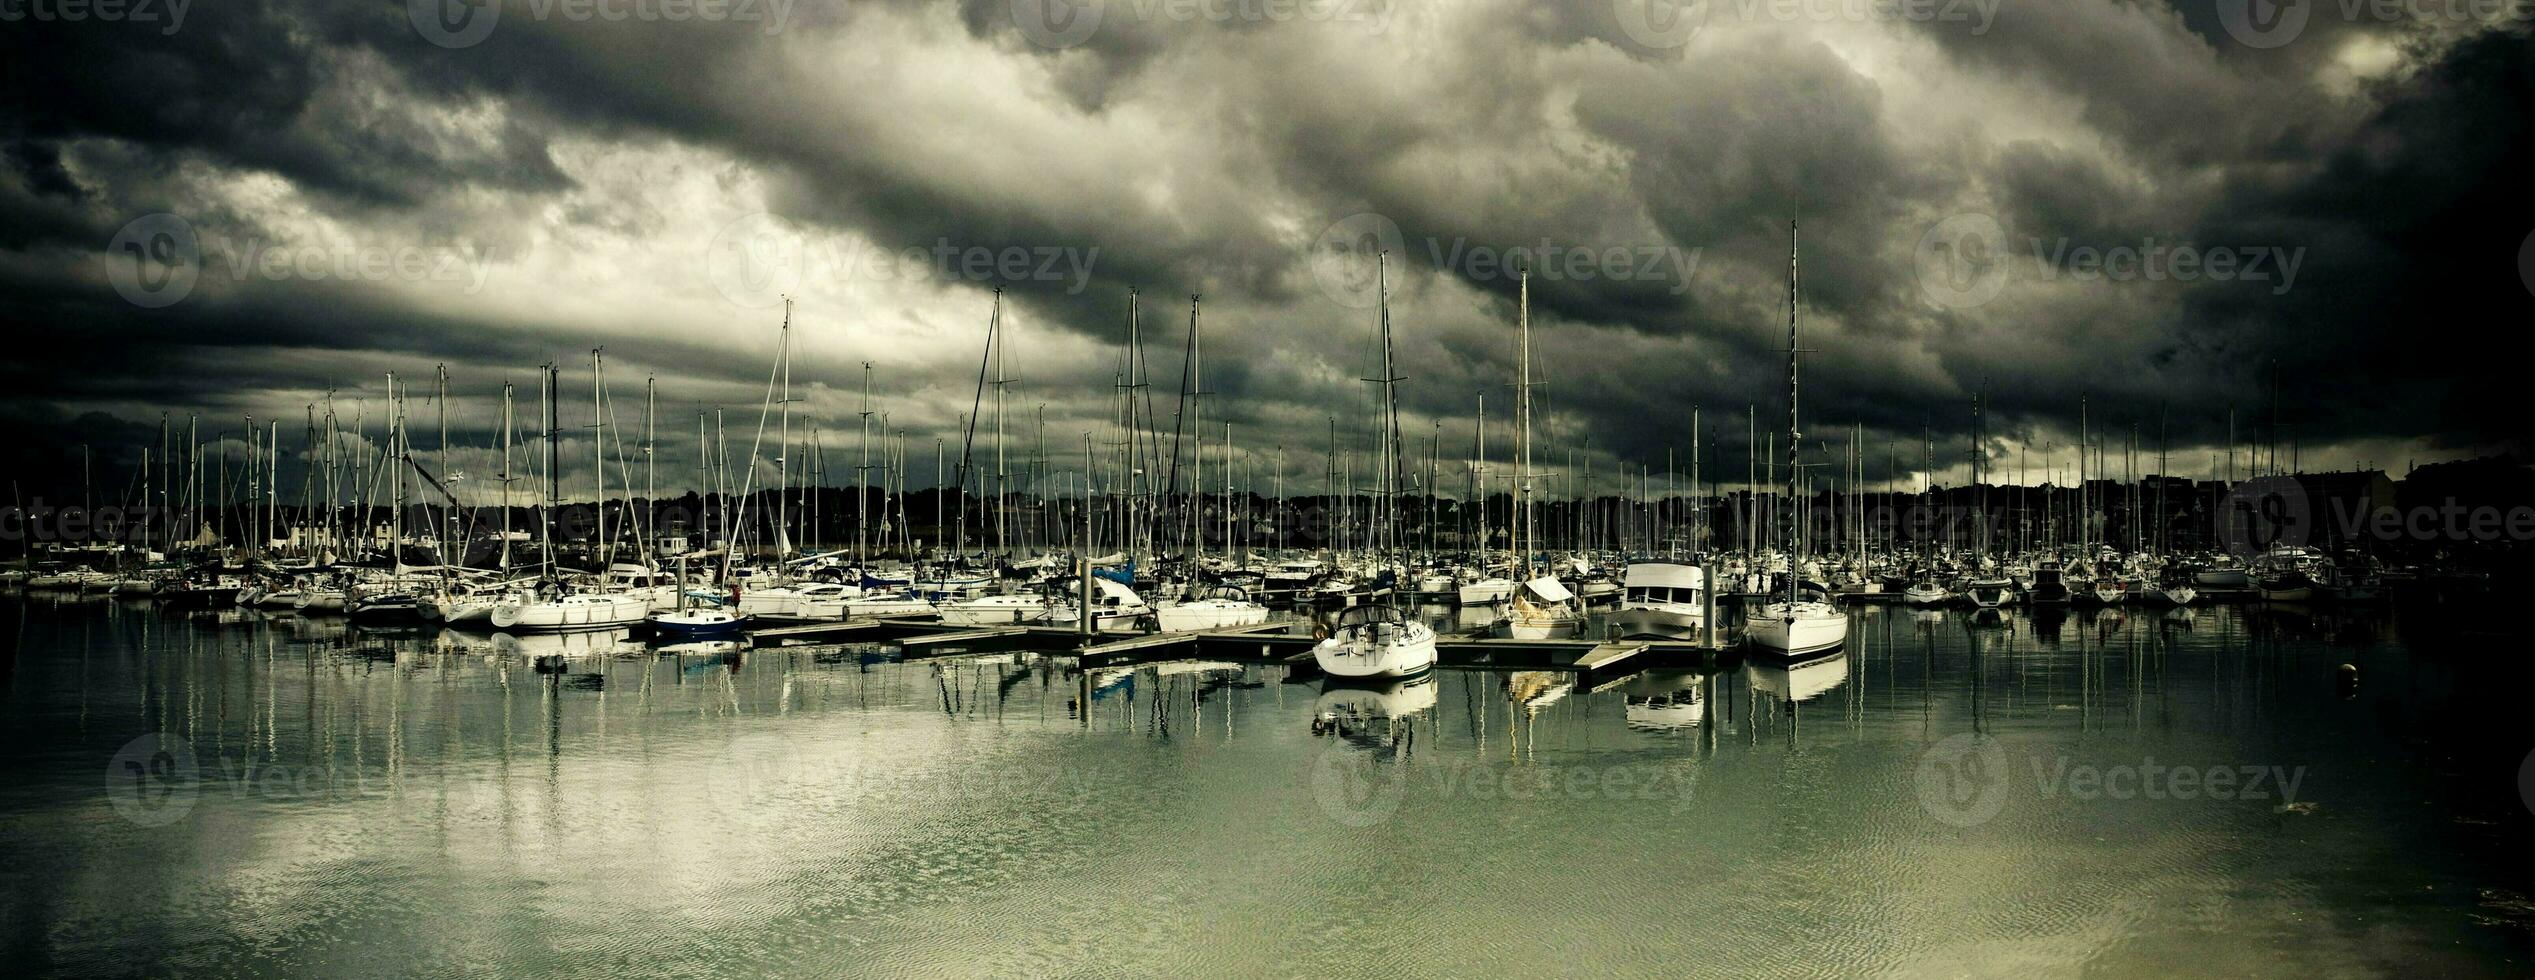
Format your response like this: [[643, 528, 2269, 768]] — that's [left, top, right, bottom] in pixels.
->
[[1523, 576, 1574, 602]]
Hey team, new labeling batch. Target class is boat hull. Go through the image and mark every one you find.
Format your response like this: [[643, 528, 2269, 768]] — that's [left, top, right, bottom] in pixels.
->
[[1312, 630, 1437, 680], [1609, 606, 1703, 640], [1154, 602, 1271, 633], [491, 596, 650, 632], [647, 613, 750, 640], [1744, 607, 1849, 657]]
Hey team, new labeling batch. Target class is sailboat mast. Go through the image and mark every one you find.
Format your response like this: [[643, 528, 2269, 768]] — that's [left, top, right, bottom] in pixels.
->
[[1517, 268, 1533, 580], [499, 381, 514, 571], [1784, 220, 1803, 607]]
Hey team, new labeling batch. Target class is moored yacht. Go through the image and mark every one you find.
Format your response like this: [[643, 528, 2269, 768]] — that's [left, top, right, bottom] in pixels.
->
[[1155, 584, 1271, 632], [1311, 603, 1437, 680], [1608, 561, 1706, 639], [1501, 575, 1585, 640], [490, 590, 650, 632]]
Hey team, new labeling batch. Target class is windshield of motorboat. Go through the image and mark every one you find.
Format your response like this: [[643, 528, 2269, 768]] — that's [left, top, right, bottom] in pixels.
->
[[1333, 604, 1407, 629]]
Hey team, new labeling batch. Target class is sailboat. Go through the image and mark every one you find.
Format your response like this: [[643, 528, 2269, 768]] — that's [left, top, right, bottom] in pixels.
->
[[1495, 268, 1582, 640], [1744, 219, 1850, 658], [1313, 251, 1438, 681], [648, 556, 749, 639], [491, 361, 648, 634]]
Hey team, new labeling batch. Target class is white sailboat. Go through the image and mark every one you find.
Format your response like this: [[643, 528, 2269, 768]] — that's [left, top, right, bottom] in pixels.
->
[[1496, 268, 1582, 640], [1155, 583, 1270, 632], [1745, 219, 1850, 659], [1503, 575, 1584, 640], [1313, 251, 1438, 681]]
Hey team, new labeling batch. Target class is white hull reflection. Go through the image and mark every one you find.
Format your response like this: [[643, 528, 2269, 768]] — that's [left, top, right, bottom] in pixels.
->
[[1748, 650, 1851, 704], [1311, 673, 1440, 742]]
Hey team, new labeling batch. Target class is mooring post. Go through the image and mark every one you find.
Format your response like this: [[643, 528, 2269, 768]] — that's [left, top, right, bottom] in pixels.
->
[[1703, 565, 1718, 651]]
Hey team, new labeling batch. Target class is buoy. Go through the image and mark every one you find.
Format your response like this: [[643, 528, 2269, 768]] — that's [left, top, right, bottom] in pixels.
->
[[2337, 663, 2359, 699]]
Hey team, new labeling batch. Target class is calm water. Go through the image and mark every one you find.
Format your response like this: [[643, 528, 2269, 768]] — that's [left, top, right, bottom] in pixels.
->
[[4, 591, 2533, 977]]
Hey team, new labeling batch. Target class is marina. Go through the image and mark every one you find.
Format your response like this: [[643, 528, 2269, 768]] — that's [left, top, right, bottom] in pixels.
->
[[9, 2, 2535, 975]]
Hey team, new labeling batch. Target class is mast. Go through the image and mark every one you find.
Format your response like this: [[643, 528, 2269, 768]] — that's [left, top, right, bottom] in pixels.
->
[[593, 348, 608, 569], [1784, 219, 1804, 608], [1516, 267, 1534, 581], [859, 361, 873, 568], [1475, 393, 1488, 569], [543, 363, 559, 578], [499, 381, 514, 572], [776, 301, 793, 563], [645, 374, 657, 561]]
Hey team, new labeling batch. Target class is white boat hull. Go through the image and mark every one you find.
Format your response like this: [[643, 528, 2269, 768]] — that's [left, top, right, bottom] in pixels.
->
[[1744, 604, 1849, 657], [491, 595, 650, 632], [936, 597, 1050, 627], [1456, 578, 1514, 607], [1609, 606, 1703, 639], [1313, 623, 1438, 680], [1155, 601, 1271, 633]]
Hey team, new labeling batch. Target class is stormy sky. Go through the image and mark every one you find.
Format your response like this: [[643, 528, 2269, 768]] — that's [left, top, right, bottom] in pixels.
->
[[3, 0, 2532, 505]]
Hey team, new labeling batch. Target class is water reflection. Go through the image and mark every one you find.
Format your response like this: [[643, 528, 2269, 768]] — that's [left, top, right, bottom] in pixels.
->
[[1622, 669, 1711, 732], [1747, 650, 1850, 705], [1311, 673, 1438, 750], [5, 593, 2531, 976]]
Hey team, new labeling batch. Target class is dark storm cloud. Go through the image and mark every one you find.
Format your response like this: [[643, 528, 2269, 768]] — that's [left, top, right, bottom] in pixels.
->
[[0, 0, 2527, 502]]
